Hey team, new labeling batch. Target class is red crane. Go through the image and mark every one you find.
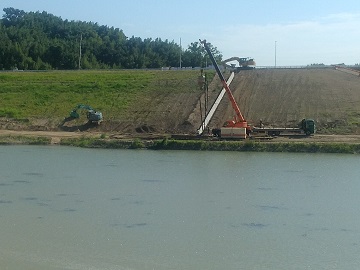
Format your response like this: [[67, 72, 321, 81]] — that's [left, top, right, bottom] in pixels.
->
[[200, 39, 251, 136]]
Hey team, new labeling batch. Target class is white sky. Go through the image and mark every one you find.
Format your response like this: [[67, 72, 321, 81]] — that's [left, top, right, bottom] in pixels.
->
[[1, 0, 360, 66]]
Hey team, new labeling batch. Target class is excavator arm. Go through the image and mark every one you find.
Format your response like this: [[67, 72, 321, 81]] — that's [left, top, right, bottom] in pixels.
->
[[69, 104, 103, 122], [221, 57, 255, 68]]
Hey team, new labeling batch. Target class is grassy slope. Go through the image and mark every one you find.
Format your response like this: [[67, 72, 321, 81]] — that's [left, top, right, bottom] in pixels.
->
[[0, 70, 210, 120]]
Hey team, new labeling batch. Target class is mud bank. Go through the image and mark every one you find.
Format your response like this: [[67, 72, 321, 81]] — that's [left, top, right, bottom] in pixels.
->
[[1, 133, 359, 154]]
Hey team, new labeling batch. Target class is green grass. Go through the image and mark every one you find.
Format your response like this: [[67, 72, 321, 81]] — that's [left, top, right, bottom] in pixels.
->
[[0, 134, 358, 154], [58, 137, 360, 154], [0, 70, 212, 120], [148, 139, 360, 153], [0, 135, 51, 145], [347, 111, 360, 129]]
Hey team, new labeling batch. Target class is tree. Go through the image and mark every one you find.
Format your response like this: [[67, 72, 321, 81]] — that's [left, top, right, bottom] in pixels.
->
[[182, 41, 222, 68], [0, 7, 222, 70], [2, 8, 25, 26]]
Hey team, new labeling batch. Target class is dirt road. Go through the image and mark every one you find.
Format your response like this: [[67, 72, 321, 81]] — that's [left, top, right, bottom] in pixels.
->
[[1, 129, 360, 145]]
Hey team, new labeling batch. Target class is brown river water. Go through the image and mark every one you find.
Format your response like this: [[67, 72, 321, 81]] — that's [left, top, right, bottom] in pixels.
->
[[0, 145, 360, 270]]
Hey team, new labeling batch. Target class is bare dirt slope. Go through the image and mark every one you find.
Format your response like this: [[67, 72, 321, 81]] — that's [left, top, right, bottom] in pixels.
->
[[209, 68, 360, 134]]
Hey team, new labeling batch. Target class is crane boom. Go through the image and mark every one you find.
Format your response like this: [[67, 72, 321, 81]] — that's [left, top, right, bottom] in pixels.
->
[[200, 39, 248, 128]]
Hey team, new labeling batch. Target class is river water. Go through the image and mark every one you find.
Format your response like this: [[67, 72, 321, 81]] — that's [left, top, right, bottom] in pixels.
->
[[0, 145, 360, 270]]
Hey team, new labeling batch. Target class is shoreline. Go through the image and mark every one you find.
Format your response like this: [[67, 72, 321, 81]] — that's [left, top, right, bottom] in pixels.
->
[[1, 130, 360, 154]]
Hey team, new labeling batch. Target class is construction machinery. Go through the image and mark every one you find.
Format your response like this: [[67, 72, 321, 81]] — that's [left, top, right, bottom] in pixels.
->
[[69, 104, 103, 123], [200, 39, 251, 139], [252, 119, 316, 136], [200, 39, 315, 139], [221, 56, 256, 72]]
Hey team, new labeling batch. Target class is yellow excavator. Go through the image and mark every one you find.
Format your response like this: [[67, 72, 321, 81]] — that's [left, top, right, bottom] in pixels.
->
[[221, 56, 256, 72]]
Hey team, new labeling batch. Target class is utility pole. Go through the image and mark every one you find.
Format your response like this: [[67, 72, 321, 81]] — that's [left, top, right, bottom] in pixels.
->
[[275, 41, 277, 68], [179, 38, 182, 69], [79, 33, 82, 70]]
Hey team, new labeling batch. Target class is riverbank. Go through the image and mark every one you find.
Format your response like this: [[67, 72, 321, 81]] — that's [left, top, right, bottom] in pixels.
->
[[60, 137, 360, 154], [1, 130, 360, 154]]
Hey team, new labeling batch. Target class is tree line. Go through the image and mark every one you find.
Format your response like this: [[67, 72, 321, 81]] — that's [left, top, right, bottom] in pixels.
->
[[0, 8, 222, 70]]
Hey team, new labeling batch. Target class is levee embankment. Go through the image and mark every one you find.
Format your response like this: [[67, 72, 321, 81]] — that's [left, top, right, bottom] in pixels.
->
[[0, 68, 359, 136], [209, 68, 360, 135]]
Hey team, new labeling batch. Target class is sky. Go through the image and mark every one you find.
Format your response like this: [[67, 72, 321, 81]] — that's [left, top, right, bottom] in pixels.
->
[[1, 0, 360, 66]]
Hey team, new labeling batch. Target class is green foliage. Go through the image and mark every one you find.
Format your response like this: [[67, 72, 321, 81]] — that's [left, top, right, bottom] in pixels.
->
[[0, 108, 22, 118], [0, 8, 222, 70], [0, 135, 50, 145], [60, 137, 134, 149], [0, 69, 203, 119], [2, 134, 360, 154], [181, 41, 222, 68], [346, 111, 360, 131], [149, 139, 360, 154], [130, 138, 145, 149]]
